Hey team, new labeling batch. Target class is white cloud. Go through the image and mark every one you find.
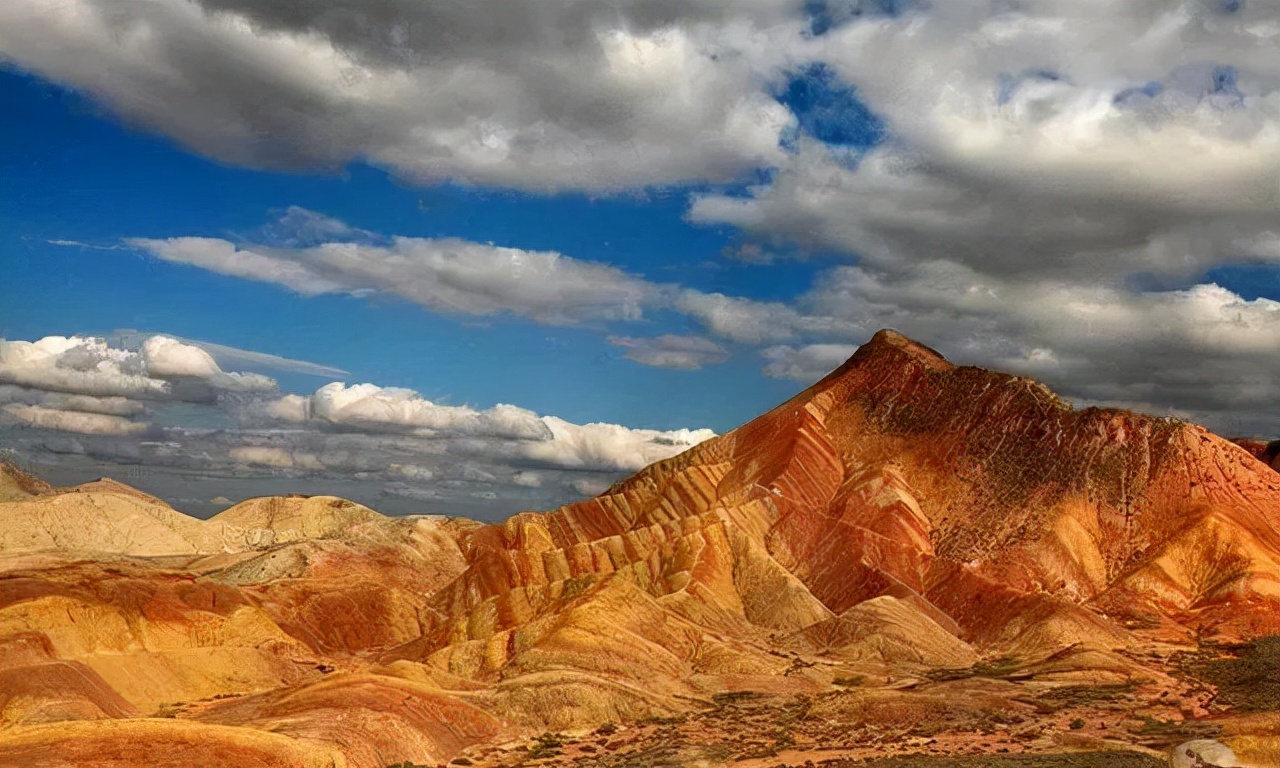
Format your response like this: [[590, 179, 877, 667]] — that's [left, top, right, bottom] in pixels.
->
[[0, 0, 800, 191], [806, 3, 1280, 230], [761, 343, 859, 382], [6, 0, 1278, 474], [126, 237, 349, 296], [258, 380, 718, 473], [131, 232, 655, 326], [47, 239, 128, 251], [93, 371, 717, 514], [0, 334, 277, 401], [229, 446, 294, 469], [130, 210, 877, 342], [4, 404, 148, 436], [523, 416, 716, 472], [672, 288, 865, 344], [142, 336, 276, 391], [390, 464, 435, 481], [45, 394, 144, 417], [306, 382, 553, 441], [672, 290, 802, 344], [0, 336, 169, 399], [0, 334, 287, 440], [607, 334, 730, 369], [181, 339, 348, 379], [0, 385, 144, 417], [107, 328, 348, 379], [264, 393, 310, 422]]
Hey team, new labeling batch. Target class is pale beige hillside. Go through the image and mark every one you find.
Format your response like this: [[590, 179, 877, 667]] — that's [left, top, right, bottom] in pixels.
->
[[209, 495, 385, 548], [0, 461, 52, 502], [0, 483, 416, 557], [0, 486, 222, 556]]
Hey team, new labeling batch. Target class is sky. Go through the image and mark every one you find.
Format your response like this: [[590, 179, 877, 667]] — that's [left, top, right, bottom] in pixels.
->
[[1, 0, 1277, 519]]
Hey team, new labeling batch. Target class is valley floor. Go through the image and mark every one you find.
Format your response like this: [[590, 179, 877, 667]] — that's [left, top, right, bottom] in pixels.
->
[[435, 638, 1279, 768]]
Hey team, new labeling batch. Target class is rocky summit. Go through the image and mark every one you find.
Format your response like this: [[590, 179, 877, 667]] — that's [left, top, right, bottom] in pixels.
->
[[1, 330, 1277, 768]]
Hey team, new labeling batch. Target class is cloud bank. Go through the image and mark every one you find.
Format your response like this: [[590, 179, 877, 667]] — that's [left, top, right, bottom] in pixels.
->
[[0, 0, 799, 191], [0, 334, 716, 518]]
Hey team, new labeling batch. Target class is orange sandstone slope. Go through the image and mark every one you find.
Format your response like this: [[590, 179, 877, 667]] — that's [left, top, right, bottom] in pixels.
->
[[1234, 438, 1280, 474], [409, 330, 1280, 686]]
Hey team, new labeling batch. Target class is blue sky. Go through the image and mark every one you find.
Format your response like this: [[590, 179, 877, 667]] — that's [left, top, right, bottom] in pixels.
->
[[0, 68, 799, 430], [1, 65, 851, 431], [1, 1, 1277, 517]]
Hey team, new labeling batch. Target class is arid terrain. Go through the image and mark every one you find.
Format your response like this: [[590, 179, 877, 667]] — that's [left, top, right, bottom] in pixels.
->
[[1, 331, 1277, 768]]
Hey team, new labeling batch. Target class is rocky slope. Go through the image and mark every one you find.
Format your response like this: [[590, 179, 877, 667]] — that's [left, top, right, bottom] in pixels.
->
[[1234, 439, 1280, 474], [1, 330, 1277, 768]]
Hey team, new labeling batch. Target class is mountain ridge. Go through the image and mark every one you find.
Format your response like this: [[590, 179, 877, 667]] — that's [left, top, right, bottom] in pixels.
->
[[1, 330, 1277, 768]]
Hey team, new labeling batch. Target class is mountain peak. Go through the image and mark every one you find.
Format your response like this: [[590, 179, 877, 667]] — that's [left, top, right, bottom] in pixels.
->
[[858, 329, 953, 369], [814, 329, 955, 388]]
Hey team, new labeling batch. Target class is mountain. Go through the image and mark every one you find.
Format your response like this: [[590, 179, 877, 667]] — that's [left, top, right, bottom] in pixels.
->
[[1, 330, 1277, 768]]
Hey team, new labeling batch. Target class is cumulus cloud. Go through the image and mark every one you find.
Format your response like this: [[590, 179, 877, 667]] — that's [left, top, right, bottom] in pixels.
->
[[523, 417, 717, 472], [104, 328, 348, 380], [805, 2, 1280, 232], [263, 394, 311, 423], [0, 336, 167, 399], [145, 334, 247, 379], [0, 333, 718, 517], [142, 336, 276, 391], [607, 334, 730, 369], [0, 0, 799, 191], [257, 381, 717, 473], [0, 334, 286, 442], [0, 335, 276, 404], [131, 231, 654, 325], [305, 382, 553, 441]]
